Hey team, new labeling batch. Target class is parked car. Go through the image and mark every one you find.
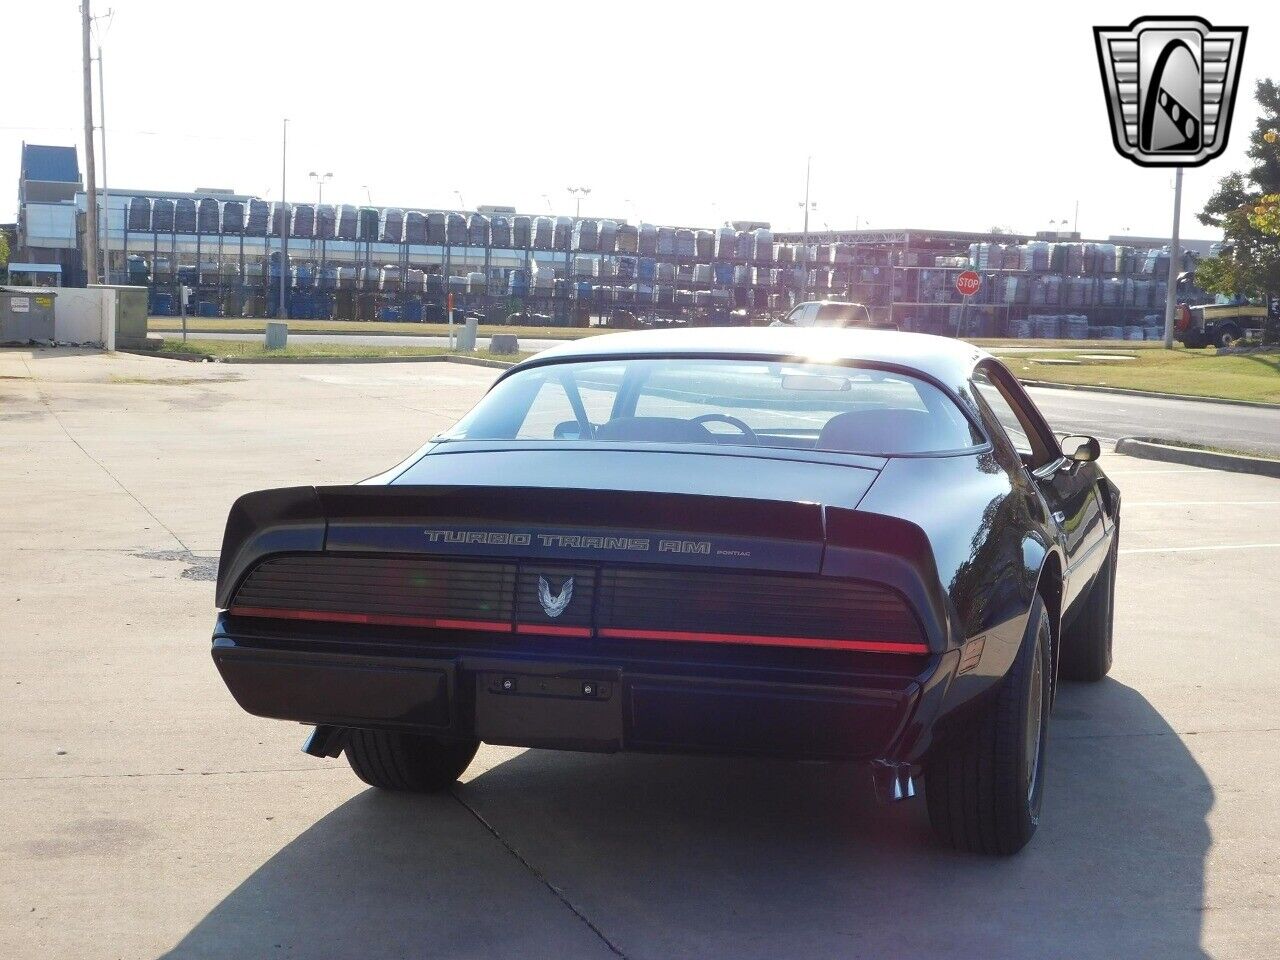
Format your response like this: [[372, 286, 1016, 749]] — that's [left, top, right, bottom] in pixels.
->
[[505, 311, 555, 326], [210, 328, 1119, 854], [770, 300, 888, 328]]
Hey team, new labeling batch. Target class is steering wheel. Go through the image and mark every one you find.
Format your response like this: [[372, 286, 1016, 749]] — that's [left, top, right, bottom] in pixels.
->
[[691, 413, 760, 444]]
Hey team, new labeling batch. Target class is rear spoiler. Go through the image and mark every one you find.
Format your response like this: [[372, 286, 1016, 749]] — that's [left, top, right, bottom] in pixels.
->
[[216, 486, 325, 609], [823, 508, 949, 649], [215, 484, 825, 609]]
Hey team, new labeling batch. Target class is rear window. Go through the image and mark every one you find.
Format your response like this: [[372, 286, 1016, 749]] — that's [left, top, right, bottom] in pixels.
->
[[443, 358, 982, 456]]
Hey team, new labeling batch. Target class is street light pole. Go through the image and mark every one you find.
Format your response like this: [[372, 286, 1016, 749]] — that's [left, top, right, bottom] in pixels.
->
[[309, 171, 331, 278], [279, 118, 289, 321], [801, 155, 812, 240], [567, 186, 591, 220], [800, 156, 812, 299], [309, 171, 331, 207], [1163, 167, 1183, 349]]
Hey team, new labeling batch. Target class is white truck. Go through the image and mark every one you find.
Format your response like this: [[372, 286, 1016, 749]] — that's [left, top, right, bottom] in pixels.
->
[[769, 300, 883, 328]]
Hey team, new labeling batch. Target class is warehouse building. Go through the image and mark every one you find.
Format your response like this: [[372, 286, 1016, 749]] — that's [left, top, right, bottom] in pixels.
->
[[13, 143, 1208, 337]]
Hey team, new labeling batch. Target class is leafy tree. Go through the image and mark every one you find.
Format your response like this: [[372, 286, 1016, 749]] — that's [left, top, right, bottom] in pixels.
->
[[1194, 80, 1280, 314], [0, 227, 11, 278]]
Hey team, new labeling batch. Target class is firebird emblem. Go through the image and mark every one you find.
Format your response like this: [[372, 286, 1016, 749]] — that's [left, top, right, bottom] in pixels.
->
[[537, 576, 574, 618]]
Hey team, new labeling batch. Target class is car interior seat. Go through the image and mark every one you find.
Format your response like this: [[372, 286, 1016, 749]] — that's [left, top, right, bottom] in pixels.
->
[[815, 408, 938, 454], [592, 416, 717, 443]]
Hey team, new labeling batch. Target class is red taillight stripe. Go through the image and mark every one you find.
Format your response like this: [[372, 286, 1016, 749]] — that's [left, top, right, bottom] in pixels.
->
[[227, 606, 512, 633], [515, 623, 593, 638], [597, 626, 928, 654], [225, 606, 926, 654]]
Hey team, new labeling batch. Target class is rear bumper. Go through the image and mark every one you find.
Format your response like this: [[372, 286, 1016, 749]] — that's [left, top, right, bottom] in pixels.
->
[[212, 619, 957, 764]]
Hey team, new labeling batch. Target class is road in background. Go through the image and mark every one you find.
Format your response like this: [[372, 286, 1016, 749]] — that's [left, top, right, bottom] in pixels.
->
[[1025, 385, 1280, 457], [183, 331, 1280, 457]]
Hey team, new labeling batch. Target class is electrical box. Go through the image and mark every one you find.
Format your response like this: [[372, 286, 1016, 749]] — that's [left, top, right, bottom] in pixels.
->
[[0, 288, 57, 343]]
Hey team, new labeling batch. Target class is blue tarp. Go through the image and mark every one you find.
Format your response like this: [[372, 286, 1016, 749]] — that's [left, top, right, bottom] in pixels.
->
[[21, 144, 79, 183]]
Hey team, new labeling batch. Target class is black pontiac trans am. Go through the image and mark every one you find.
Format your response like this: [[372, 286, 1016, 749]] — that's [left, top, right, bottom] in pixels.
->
[[211, 329, 1120, 854]]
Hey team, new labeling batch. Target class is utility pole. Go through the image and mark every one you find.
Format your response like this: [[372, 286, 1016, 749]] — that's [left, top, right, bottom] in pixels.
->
[[97, 40, 109, 283], [80, 2, 99, 286], [1163, 168, 1183, 350], [279, 119, 289, 321]]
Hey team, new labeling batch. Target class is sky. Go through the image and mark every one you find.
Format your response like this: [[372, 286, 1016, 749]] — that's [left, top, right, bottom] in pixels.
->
[[3, 1, 1276, 240]]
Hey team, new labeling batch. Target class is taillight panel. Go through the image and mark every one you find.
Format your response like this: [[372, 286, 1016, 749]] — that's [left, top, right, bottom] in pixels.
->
[[228, 554, 927, 654]]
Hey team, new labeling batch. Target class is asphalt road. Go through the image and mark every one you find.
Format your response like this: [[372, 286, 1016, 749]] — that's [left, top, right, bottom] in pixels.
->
[[187, 331, 1280, 456], [1025, 384, 1280, 457], [3, 348, 1278, 959]]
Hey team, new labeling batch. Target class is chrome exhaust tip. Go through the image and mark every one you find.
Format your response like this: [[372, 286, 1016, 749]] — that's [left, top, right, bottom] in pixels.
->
[[870, 760, 918, 804], [301, 724, 348, 758]]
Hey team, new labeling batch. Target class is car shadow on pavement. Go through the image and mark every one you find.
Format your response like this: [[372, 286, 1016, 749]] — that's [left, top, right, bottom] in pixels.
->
[[162, 680, 1211, 960]]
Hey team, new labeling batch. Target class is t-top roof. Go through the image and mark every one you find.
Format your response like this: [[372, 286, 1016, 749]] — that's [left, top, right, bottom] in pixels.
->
[[511, 328, 990, 392]]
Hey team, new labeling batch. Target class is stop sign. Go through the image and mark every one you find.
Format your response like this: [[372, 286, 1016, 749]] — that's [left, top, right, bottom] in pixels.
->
[[955, 270, 982, 298]]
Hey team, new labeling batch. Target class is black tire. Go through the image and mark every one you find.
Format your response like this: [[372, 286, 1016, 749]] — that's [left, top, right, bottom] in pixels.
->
[[1059, 530, 1118, 682], [344, 729, 479, 792], [1216, 324, 1241, 348], [925, 595, 1052, 855]]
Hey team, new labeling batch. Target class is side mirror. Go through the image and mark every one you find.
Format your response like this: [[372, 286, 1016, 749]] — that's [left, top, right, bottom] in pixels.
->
[[1061, 435, 1101, 463]]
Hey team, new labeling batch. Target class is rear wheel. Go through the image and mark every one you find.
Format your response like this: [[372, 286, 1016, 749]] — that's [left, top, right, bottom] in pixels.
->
[[1216, 324, 1242, 348], [925, 596, 1052, 855], [1059, 530, 1118, 682], [344, 729, 479, 792]]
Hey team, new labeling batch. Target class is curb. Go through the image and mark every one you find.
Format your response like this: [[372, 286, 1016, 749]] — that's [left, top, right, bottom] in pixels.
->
[[119, 349, 208, 362], [1114, 437, 1280, 478], [443, 355, 518, 369], [147, 325, 585, 341], [120, 349, 518, 369], [1018, 378, 1278, 409], [150, 326, 436, 338]]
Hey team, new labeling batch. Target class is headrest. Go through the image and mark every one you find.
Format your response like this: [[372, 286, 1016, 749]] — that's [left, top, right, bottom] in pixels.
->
[[816, 408, 935, 454], [592, 416, 716, 443]]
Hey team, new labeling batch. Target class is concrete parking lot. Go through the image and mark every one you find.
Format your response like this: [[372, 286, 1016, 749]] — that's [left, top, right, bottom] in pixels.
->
[[2, 346, 1277, 960]]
